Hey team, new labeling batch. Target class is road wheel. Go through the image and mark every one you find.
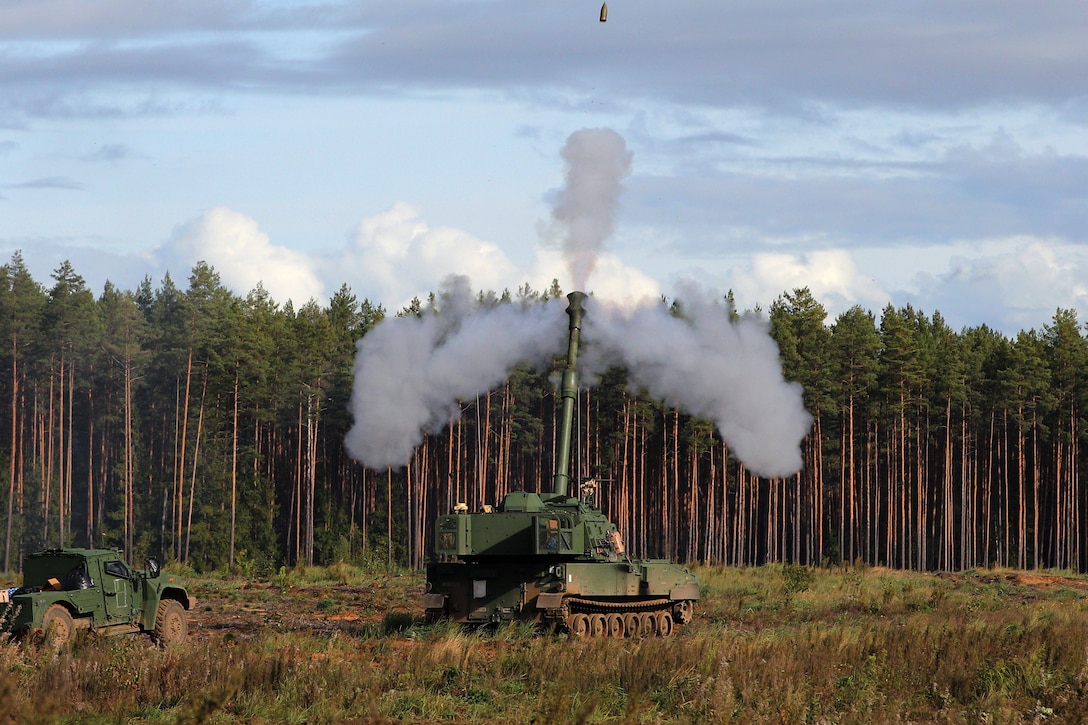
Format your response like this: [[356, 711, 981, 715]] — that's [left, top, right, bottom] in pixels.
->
[[655, 610, 674, 637], [605, 613, 624, 638], [589, 613, 606, 637], [41, 604, 74, 647], [153, 599, 188, 646], [623, 612, 640, 638], [568, 613, 590, 637], [638, 611, 656, 636]]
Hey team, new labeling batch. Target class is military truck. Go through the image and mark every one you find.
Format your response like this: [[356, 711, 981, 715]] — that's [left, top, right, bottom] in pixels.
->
[[0, 548, 195, 646], [423, 292, 700, 637]]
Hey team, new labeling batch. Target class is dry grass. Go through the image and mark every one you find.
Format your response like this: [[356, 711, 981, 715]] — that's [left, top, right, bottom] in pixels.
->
[[3, 563, 1088, 723]]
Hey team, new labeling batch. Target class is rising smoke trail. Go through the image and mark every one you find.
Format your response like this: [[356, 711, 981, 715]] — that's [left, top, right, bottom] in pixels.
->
[[345, 128, 811, 478], [552, 128, 632, 290]]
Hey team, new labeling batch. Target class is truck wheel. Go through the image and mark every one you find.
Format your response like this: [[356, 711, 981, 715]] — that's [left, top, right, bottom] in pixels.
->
[[153, 599, 187, 646], [41, 604, 74, 646]]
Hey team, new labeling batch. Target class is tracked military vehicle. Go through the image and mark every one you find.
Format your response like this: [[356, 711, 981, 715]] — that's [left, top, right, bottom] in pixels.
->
[[424, 291, 699, 637]]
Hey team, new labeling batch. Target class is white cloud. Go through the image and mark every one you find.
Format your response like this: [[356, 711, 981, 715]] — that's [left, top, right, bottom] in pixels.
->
[[7, 205, 1086, 339], [158, 206, 325, 305], [120, 202, 664, 312], [711, 248, 888, 319], [335, 202, 521, 308], [530, 246, 661, 306], [331, 202, 661, 309], [909, 237, 1088, 332], [706, 239, 1088, 333], [750, 250, 886, 303], [577, 251, 661, 306]]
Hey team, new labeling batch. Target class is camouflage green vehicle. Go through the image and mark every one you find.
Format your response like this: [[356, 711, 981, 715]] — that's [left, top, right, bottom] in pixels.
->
[[424, 292, 700, 637], [0, 548, 195, 646]]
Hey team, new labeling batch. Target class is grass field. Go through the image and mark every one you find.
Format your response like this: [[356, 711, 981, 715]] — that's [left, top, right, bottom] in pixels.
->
[[3, 561, 1088, 723]]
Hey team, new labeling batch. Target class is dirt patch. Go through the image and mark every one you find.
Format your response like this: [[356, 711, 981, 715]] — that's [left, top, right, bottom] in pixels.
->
[[185, 578, 426, 642], [1006, 572, 1088, 591], [931, 569, 1088, 607]]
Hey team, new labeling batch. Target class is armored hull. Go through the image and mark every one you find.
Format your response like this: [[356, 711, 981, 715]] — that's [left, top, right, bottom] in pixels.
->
[[423, 293, 699, 637]]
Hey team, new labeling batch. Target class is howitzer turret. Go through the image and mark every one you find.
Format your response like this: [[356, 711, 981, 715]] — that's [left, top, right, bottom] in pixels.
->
[[423, 291, 699, 637]]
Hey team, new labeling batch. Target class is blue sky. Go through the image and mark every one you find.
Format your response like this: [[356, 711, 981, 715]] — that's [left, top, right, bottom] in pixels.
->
[[3, 0, 1088, 334]]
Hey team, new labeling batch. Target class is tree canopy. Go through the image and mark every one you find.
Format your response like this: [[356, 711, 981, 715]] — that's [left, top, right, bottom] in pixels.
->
[[2, 258, 1087, 575]]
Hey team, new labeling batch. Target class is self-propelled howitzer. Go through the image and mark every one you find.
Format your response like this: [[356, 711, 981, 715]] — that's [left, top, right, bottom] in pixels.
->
[[423, 291, 699, 637]]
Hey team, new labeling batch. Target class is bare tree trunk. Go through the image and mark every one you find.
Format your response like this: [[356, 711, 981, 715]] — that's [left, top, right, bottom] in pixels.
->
[[5, 336, 18, 571], [942, 396, 953, 570], [1032, 409, 1040, 569], [124, 351, 134, 555], [665, 409, 674, 555], [811, 409, 822, 564], [636, 405, 646, 556], [619, 400, 630, 553], [44, 371, 54, 544], [305, 389, 319, 567], [498, 383, 509, 499], [176, 352, 194, 561], [1055, 435, 1064, 569], [295, 399, 303, 565], [1014, 409, 1024, 568], [360, 466, 368, 555], [733, 460, 745, 566], [387, 467, 393, 568], [183, 366, 208, 564], [87, 387, 95, 549], [446, 423, 455, 510], [64, 355, 74, 547], [229, 368, 239, 571], [1073, 405, 1080, 570], [916, 409, 926, 570], [969, 417, 976, 568], [455, 418, 463, 507], [57, 358, 66, 547], [869, 421, 877, 564]]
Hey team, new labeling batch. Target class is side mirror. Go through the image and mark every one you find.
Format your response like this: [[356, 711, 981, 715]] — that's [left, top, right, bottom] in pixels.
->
[[146, 557, 161, 579]]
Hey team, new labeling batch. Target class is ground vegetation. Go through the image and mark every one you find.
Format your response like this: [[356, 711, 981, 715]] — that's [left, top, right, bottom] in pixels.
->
[[3, 562, 1087, 723]]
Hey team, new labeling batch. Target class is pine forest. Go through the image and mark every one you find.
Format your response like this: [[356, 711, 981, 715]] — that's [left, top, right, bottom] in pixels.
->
[[2, 251, 1087, 576]]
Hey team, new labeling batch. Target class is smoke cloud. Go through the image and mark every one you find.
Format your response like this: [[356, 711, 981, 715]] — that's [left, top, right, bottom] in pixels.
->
[[552, 128, 632, 290], [345, 127, 811, 478], [344, 276, 567, 469], [580, 287, 812, 478]]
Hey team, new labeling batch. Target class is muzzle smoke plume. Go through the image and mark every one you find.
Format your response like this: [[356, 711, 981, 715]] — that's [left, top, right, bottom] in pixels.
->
[[552, 128, 632, 290], [344, 128, 812, 478], [344, 276, 566, 470], [581, 289, 811, 478]]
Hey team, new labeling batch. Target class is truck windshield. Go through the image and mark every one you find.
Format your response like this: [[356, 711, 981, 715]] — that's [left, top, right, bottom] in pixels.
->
[[104, 560, 130, 579]]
